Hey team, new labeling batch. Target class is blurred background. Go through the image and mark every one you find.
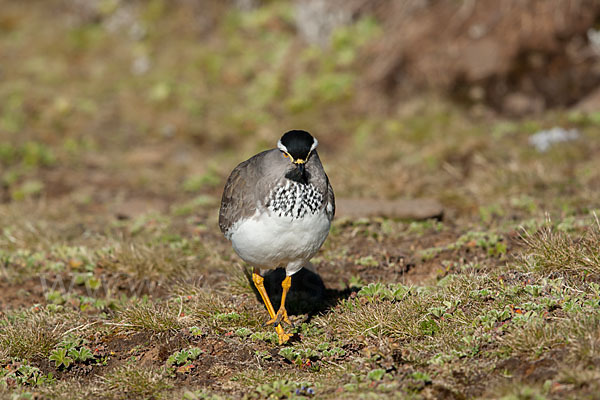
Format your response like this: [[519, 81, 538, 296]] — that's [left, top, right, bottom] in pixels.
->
[[3, 3, 600, 397], [1, 0, 600, 223]]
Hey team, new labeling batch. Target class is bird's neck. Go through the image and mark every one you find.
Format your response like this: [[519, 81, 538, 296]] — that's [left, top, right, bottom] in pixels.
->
[[285, 168, 309, 184]]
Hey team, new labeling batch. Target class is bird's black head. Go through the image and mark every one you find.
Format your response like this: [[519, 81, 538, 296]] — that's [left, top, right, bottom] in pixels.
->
[[277, 130, 318, 162], [278, 130, 318, 184]]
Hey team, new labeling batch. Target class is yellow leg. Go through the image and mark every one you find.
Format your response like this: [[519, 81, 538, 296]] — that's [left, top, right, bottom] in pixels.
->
[[267, 275, 292, 326], [252, 269, 291, 345]]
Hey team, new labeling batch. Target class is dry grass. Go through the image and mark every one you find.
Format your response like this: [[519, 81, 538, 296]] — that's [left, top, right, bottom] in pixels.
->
[[98, 240, 197, 281], [520, 216, 600, 278], [101, 365, 173, 400], [0, 308, 76, 359], [319, 296, 432, 341], [116, 301, 184, 333]]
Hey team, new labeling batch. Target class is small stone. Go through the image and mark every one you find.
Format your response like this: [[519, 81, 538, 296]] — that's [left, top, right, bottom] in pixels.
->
[[528, 127, 580, 152]]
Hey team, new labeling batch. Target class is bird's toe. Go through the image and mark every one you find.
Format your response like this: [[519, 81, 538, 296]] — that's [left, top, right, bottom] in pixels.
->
[[266, 308, 293, 327]]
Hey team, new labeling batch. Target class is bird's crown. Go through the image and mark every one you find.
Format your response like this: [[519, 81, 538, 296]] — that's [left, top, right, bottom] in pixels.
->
[[277, 130, 318, 161]]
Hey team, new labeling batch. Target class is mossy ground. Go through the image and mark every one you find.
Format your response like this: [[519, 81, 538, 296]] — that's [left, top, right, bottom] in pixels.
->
[[1, 1, 600, 399]]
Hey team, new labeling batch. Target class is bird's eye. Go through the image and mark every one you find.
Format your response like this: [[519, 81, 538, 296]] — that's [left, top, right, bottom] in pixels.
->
[[282, 152, 289, 158]]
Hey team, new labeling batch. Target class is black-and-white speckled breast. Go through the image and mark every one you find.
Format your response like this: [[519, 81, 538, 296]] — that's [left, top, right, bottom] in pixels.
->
[[265, 181, 324, 219]]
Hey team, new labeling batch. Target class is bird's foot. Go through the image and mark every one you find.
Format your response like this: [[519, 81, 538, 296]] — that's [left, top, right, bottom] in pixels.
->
[[275, 325, 292, 345], [267, 308, 294, 344], [266, 307, 293, 328]]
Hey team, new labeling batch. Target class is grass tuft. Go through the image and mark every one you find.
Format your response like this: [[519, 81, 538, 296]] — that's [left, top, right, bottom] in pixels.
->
[[520, 216, 600, 277], [101, 365, 173, 400], [318, 295, 432, 341], [99, 241, 195, 281], [117, 301, 184, 333], [0, 308, 74, 359]]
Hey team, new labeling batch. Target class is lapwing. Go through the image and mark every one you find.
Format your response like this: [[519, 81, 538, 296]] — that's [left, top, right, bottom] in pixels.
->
[[219, 130, 335, 344]]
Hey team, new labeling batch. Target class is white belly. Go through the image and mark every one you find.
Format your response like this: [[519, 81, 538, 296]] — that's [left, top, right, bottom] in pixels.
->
[[230, 209, 331, 275]]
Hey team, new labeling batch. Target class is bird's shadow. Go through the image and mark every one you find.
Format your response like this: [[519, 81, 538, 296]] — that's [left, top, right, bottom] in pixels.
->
[[244, 267, 357, 322]]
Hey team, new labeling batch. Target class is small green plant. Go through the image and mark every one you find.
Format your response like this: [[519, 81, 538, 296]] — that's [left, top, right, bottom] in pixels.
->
[[235, 327, 252, 337], [469, 288, 493, 300], [45, 290, 66, 305], [254, 350, 272, 360], [419, 231, 508, 260], [357, 255, 378, 267], [357, 282, 386, 299], [524, 284, 543, 297], [452, 231, 507, 257], [512, 310, 541, 326], [479, 204, 505, 223], [57, 336, 85, 353], [49, 348, 73, 369], [348, 274, 366, 288], [250, 331, 279, 345], [411, 371, 432, 384], [1, 359, 55, 387], [316, 342, 346, 358], [278, 346, 320, 366], [367, 369, 386, 381], [278, 347, 299, 363], [11, 180, 45, 201], [182, 390, 227, 400], [251, 380, 314, 399], [73, 272, 102, 290], [167, 347, 203, 367], [408, 220, 444, 235], [278, 342, 345, 369], [214, 312, 241, 322], [189, 326, 203, 336], [428, 306, 448, 319], [69, 347, 94, 362], [358, 283, 410, 302], [478, 307, 512, 329], [419, 318, 439, 336], [48, 336, 95, 368]]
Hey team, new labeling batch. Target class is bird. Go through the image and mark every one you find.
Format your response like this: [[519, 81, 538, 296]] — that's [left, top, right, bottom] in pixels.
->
[[219, 130, 335, 344]]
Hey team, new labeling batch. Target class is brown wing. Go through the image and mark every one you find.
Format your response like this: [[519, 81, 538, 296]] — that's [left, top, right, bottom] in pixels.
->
[[219, 151, 269, 237]]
